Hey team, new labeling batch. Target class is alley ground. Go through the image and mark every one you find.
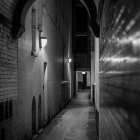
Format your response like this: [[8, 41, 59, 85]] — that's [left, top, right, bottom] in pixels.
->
[[36, 89, 97, 140]]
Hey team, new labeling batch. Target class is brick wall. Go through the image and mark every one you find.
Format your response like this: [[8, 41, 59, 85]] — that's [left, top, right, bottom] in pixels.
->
[[0, 0, 73, 139], [17, 0, 73, 139], [99, 0, 140, 139], [0, 0, 17, 21], [0, 0, 18, 139]]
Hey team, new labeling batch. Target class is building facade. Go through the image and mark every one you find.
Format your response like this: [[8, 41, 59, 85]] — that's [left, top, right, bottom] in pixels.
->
[[0, 0, 74, 139]]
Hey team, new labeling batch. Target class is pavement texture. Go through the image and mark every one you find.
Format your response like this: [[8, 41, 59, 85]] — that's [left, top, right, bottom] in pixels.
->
[[36, 90, 98, 140]]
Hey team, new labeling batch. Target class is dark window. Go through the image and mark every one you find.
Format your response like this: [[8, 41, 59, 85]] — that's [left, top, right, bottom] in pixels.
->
[[5, 101, 8, 119], [1, 128, 5, 140], [9, 100, 13, 118], [76, 36, 88, 52], [0, 102, 4, 122]]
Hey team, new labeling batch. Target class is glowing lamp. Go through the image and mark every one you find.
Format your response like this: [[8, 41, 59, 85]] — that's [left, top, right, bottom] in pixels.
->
[[82, 72, 86, 74], [40, 37, 47, 48], [68, 58, 72, 63]]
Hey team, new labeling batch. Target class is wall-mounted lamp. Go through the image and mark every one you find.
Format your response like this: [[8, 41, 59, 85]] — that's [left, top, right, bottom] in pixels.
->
[[40, 37, 47, 48], [68, 58, 72, 63], [82, 72, 86, 74]]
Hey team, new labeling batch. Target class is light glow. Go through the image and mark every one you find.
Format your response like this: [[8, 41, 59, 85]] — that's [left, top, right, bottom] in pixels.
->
[[68, 58, 72, 63], [82, 72, 86, 74], [40, 37, 47, 48]]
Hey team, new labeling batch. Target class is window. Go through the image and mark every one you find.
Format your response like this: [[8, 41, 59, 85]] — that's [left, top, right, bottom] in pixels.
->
[[1, 128, 5, 140], [0, 100, 13, 122], [0, 102, 4, 122], [5, 101, 8, 119], [9, 100, 13, 118]]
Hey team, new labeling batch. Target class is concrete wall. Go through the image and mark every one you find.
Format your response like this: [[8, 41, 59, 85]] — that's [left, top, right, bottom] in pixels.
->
[[99, 0, 140, 139]]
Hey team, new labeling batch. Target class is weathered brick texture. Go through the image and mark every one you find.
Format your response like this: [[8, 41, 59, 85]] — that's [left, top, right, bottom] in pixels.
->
[[0, 0, 18, 140]]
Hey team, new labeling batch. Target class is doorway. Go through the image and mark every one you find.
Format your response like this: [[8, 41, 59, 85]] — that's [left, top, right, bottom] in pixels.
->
[[32, 96, 36, 135], [38, 95, 42, 130], [76, 71, 91, 92]]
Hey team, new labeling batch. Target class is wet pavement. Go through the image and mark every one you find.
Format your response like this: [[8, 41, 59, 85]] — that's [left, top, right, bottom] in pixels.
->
[[36, 90, 97, 140]]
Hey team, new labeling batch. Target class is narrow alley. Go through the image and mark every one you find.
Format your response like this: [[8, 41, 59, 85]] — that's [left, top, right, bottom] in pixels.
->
[[36, 90, 97, 140], [1, 0, 140, 140]]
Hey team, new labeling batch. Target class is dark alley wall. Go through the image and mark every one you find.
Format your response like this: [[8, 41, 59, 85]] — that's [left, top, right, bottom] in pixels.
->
[[99, 0, 140, 139]]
